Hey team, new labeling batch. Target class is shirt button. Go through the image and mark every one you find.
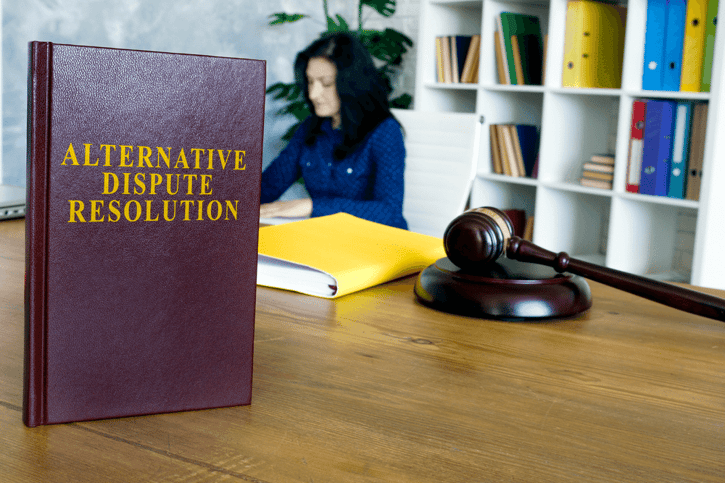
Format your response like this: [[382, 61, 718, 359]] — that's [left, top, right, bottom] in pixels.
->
[[328, 163, 332, 167], [347, 168, 353, 174], [306, 162, 311, 167]]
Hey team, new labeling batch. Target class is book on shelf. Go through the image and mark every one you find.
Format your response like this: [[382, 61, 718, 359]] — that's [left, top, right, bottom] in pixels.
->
[[686, 102, 708, 200], [640, 99, 677, 196], [700, 0, 719, 91], [642, 0, 718, 92], [580, 153, 615, 189], [667, 102, 693, 198], [496, 12, 544, 86], [257, 213, 446, 298], [489, 124, 540, 178], [562, 0, 626, 89], [24, 42, 265, 427], [626, 100, 647, 192], [435, 35, 479, 84], [680, 0, 709, 91]]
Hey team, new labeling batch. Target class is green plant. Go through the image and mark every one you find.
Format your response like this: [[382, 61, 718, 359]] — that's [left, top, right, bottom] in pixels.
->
[[267, 0, 414, 140]]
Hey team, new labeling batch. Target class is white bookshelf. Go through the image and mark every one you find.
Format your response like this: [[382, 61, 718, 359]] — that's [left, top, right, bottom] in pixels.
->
[[414, 0, 725, 289]]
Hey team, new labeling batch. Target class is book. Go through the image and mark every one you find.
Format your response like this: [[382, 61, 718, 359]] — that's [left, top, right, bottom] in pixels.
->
[[642, 0, 668, 90], [513, 125, 540, 177], [580, 178, 613, 189], [257, 213, 446, 298], [581, 154, 615, 188], [24, 42, 265, 427], [494, 30, 508, 84], [667, 102, 693, 198], [562, 0, 626, 88], [680, 0, 708, 91], [435, 37, 446, 83], [461, 34, 481, 83], [626, 100, 647, 193], [662, 0, 687, 91], [639, 99, 677, 196], [499, 13, 544, 85], [495, 16, 512, 85], [451, 35, 473, 83], [700, 0, 719, 91], [490, 124, 504, 174], [583, 161, 615, 174], [686, 102, 708, 200]]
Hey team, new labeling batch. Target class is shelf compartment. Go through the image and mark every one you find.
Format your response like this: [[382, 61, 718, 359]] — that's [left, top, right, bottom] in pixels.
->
[[470, 176, 537, 217]]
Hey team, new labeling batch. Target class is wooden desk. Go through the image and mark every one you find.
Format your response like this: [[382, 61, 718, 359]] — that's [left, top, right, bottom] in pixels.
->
[[1, 217, 724, 482]]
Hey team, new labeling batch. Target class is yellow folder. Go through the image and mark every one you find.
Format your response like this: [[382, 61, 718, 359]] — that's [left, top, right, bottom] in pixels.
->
[[257, 213, 446, 298], [680, 0, 708, 91], [562, 0, 626, 88]]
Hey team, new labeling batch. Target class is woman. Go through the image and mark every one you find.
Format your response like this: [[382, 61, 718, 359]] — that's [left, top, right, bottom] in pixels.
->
[[259, 32, 408, 229]]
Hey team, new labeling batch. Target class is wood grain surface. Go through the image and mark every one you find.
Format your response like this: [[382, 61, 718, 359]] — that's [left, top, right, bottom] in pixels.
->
[[1, 218, 724, 482]]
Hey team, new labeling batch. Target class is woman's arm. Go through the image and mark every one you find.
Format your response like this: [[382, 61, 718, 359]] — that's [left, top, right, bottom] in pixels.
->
[[260, 125, 307, 204]]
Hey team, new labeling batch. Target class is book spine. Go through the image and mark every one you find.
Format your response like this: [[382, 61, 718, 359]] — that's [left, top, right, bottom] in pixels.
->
[[24, 41, 52, 427], [700, 0, 719, 91], [662, 0, 687, 91], [667, 102, 692, 198], [642, 0, 667, 91], [626, 100, 647, 193], [680, 0, 708, 91]]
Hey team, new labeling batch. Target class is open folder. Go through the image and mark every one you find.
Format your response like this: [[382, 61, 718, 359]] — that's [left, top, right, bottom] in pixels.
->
[[257, 213, 446, 298]]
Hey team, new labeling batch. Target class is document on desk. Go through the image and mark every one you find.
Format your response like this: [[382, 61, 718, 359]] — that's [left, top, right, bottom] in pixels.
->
[[257, 213, 446, 298]]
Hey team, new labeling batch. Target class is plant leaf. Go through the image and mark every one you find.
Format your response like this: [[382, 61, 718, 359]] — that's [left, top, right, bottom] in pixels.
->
[[358, 28, 413, 64], [326, 14, 350, 32], [361, 0, 396, 17], [268, 13, 308, 26]]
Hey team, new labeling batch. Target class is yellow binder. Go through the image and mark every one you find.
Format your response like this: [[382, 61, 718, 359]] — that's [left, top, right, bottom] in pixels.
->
[[257, 213, 446, 298], [680, 0, 708, 91], [562, 1, 626, 88]]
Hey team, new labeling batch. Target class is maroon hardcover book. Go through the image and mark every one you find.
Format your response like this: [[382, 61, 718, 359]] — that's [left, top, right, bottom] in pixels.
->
[[24, 42, 265, 426]]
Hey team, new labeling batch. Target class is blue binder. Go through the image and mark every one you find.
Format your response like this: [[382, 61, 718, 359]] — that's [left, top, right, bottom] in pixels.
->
[[667, 102, 692, 198], [640, 100, 677, 196], [642, 0, 668, 90], [663, 0, 687, 90]]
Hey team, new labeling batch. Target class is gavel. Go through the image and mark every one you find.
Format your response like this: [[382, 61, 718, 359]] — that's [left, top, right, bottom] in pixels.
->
[[442, 207, 725, 322]]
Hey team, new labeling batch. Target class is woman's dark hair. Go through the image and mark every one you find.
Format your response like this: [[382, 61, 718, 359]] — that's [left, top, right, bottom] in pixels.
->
[[294, 32, 393, 159]]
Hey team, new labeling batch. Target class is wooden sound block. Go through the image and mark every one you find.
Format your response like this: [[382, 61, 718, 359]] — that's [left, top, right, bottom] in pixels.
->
[[414, 257, 592, 320]]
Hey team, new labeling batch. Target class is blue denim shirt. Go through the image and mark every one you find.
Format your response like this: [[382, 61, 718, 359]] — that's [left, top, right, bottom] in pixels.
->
[[261, 117, 407, 229]]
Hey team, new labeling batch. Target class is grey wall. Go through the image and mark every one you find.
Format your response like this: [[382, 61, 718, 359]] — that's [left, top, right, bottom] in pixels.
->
[[2, 0, 419, 187]]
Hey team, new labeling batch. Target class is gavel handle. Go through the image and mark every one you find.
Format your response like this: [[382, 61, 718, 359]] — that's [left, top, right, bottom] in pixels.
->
[[507, 237, 725, 322]]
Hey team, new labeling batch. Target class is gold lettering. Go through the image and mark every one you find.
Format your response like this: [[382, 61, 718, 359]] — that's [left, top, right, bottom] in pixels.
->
[[108, 200, 121, 222], [163, 200, 177, 221], [149, 173, 163, 195], [68, 200, 85, 222], [207, 200, 222, 220], [200, 174, 212, 195], [144, 200, 159, 221], [180, 200, 194, 221], [100, 144, 116, 167], [138, 146, 153, 168], [196, 200, 205, 221], [134, 173, 146, 195], [225, 200, 239, 220], [217, 150, 232, 170], [183, 174, 198, 195], [122, 173, 132, 195], [83, 144, 99, 166], [124, 200, 142, 222], [166, 174, 180, 195], [191, 148, 205, 170], [89, 200, 104, 222], [156, 147, 172, 168], [234, 150, 246, 170], [175, 148, 189, 169], [62, 143, 80, 166], [119, 145, 134, 167], [102, 172, 119, 194]]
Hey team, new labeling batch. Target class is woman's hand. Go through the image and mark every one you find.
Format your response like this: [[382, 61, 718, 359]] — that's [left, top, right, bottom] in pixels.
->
[[259, 198, 313, 218]]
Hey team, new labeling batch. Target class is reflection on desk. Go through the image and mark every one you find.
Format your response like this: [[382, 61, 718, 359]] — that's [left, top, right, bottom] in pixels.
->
[[1, 217, 724, 482]]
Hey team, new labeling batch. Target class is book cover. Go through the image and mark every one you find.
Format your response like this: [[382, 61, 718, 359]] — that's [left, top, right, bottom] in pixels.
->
[[489, 124, 504, 174], [686, 102, 708, 200], [640, 99, 677, 196], [626, 100, 647, 193], [700, 0, 719, 91], [435, 37, 446, 83], [642, 0, 668, 90], [514, 125, 540, 177], [495, 16, 513, 85], [24, 42, 265, 427], [461, 34, 481, 83], [493, 31, 509, 84], [662, 0, 687, 91], [452, 36, 472, 83], [257, 213, 446, 298], [680, 0, 708, 91], [667, 102, 692, 198], [499, 13, 543, 85], [563, 0, 626, 88]]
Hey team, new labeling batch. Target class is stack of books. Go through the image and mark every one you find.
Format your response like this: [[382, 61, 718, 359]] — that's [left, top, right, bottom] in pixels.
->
[[494, 13, 544, 85], [489, 124, 540, 178], [642, 0, 718, 92], [435, 35, 480, 84], [625, 99, 707, 200], [580, 154, 615, 189]]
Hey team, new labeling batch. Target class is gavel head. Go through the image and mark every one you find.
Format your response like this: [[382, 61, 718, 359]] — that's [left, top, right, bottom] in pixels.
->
[[443, 207, 514, 271]]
